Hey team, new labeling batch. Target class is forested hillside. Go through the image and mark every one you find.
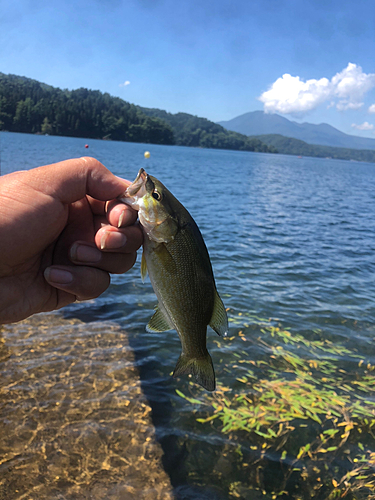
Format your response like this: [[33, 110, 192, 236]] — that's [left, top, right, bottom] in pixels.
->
[[253, 134, 375, 163], [139, 107, 274, 152], [2, 73, 374, 162], [0, 73, 174, 144], [0, 73, 275, 153]]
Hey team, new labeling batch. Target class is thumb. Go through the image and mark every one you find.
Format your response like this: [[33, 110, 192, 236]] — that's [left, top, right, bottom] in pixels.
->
[[24, 157, 130, 205]]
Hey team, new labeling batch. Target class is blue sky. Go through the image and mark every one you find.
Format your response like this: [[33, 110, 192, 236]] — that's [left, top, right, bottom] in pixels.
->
[[1, 0, 375, 137]]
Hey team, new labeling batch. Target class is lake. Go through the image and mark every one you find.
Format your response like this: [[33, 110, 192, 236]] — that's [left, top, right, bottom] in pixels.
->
[[1, 132, 375, 499]]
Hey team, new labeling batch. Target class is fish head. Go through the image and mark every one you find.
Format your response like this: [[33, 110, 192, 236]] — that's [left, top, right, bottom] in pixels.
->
[[120, 168, 178, 243]]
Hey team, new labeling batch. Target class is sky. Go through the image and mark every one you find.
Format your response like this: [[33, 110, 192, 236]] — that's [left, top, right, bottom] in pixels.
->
[[1, 0, 375, 137]]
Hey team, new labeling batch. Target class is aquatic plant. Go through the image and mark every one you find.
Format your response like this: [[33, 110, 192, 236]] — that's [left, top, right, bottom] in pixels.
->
[[177, 314, 375, 499]]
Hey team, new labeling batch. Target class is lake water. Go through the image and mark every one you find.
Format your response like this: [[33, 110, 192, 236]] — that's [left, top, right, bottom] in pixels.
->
[[1, 132, 375, 499]]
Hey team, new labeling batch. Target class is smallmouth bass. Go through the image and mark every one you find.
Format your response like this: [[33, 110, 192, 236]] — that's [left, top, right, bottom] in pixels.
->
[[120, 168, 228, 391]]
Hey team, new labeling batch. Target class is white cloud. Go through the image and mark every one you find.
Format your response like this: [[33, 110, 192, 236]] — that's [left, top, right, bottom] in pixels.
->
[[336, 101, 364, 111], [119, 81, 130, 87], [332, 63, 375, 100], [259, 63, 375, 115], [259, 74, 331, 114], [368, 104, 375, 113], [351, 121, 374, 131]]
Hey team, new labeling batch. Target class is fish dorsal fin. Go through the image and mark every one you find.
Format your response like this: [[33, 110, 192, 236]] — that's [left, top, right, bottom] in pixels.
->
[[146, 305, 173, 332], [141, 251, 148, 283], [209, 291, 228, 337]]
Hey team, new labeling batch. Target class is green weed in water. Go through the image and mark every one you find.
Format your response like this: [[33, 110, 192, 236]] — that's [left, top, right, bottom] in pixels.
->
[[177, 315, 375, 499]]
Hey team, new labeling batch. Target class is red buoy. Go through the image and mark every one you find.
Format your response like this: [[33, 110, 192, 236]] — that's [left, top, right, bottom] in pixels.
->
[[85, 144, 89, 149]]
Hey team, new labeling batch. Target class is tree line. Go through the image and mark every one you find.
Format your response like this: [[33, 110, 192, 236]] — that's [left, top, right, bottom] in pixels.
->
[[0, 73, 174, 144], [0, 73, 275, 153], [254, 134, 375, 164]]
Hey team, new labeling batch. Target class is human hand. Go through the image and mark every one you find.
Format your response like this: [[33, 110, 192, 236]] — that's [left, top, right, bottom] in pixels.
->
[[0, 157, 143, 324]]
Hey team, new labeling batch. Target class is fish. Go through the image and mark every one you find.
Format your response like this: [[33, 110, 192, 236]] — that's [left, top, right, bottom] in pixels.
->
[[120, 168, 228, 391]]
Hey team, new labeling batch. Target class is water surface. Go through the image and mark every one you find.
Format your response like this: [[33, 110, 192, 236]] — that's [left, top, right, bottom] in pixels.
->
[[1, 132, 374, 499]]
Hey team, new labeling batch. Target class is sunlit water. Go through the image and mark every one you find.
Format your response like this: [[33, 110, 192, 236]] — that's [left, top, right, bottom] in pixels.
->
[[1, 132, 375, 499]]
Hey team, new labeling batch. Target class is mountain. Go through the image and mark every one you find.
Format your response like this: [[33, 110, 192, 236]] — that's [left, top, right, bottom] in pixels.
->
[[137, 107, 274, 153], [218, 111, 375, 151]]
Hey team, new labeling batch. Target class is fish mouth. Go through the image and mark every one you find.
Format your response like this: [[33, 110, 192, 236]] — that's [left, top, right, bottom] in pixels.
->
[[124, 168, 148, 197], [119, 168, 150, 207]]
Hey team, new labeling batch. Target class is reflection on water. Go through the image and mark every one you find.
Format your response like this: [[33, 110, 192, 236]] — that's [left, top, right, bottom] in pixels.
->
[[0, 313, 173, 500]]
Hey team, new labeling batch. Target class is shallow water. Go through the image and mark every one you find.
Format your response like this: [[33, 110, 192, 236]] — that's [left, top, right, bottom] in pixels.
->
[[1, 132, 375, 498], [0, 314, 173, 500]]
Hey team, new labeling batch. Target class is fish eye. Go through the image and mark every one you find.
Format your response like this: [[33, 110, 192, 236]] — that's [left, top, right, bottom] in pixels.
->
[[152, 190, 162, 201]]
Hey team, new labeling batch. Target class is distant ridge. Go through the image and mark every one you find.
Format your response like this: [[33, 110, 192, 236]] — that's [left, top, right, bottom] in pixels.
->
[[218, 111, 375, 151], [251, 134, 375, 164]]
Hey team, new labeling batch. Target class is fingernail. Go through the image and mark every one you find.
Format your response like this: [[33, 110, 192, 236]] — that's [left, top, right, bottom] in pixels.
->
[[44, 267, 73, 284], [100, 231, 127, 250], [118, 210, 126, 228], [70, 243, 101, 263]]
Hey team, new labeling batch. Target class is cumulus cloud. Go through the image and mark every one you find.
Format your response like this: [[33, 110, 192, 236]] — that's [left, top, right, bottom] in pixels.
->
[[351, 121, 374, 131], [333, 63, 375, 98], [369, 104, 375, 113], [259, 74, 331, 114], [259, 63, 375, 115], [119, 81, 130, 87]]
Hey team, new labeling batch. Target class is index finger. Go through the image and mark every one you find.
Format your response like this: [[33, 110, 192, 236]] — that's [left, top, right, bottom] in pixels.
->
[[87, 197, 138, 227]]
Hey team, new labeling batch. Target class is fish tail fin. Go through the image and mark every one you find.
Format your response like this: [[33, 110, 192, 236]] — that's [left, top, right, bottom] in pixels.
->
[[173, 352, 215, 391]]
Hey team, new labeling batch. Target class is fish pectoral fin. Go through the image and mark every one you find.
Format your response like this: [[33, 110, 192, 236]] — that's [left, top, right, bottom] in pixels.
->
[[141, 251, 148, 283], [173, 352, 215, 391], [146, 306, 173, 332], [154, 243, 177, 275], [209, 291, 229, 337]]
